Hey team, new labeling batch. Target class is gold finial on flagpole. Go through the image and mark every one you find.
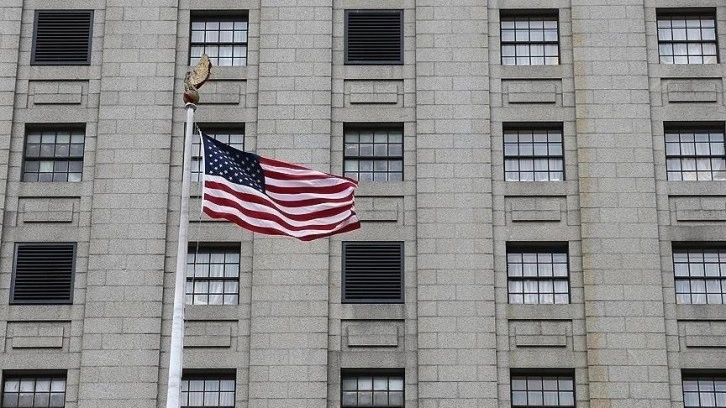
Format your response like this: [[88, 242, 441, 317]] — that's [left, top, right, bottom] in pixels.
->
[[183, 54, 212, 104]]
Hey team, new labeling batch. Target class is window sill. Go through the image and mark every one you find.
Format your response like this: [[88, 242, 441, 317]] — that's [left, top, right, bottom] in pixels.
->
[[29, 65, 91, 81], [498, 64, 568, 79], [676, 304, 726, 321], [202, 65, 249, 81], [506, 303, 579, 320], [340, 303, 406, 320], [648, 63, 725, 78], [501, 180, 573, 196], [7, 304, 75, 321], [18, 182, 83, 197], [185, 304, 245, 321], [664, 180, 726, 196], [356, 181, 411, 196], [342, 65, 408, 80]]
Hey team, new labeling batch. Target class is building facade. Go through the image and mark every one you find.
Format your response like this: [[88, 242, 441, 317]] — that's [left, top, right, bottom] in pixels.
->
[[0, 0, 725, 407]]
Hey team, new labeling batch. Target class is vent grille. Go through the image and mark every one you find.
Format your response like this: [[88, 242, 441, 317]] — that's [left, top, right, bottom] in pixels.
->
[[346, 10, 403, 64], [12, 244, 76, 304], [32, 10, 93, 65], [343, 242, 403, 303]]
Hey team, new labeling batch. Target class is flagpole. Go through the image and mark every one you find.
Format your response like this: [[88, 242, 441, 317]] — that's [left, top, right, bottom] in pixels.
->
[[167, 102, 196, 408]]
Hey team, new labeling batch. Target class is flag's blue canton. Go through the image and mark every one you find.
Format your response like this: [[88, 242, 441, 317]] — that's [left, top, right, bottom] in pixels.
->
[[203, 135, 265, 193]]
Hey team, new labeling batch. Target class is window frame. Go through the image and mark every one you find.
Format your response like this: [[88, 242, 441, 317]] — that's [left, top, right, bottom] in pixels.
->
[[682, 371, 726, 408], [22, 125, 86, 183], [503, 123, 565, 182], [188, 13, 249, 67], [656, 9, 719, 65], [1, 370, 67, 408], [500, 10, 560, 66], [186, 244, 241, 306], [341, 369, 404, 408], [181, 370, 236, 408], [510, 369, 576, 408], [664, 123, 726, 181], [345, 9, 404, 65], [672, 243, 726, 305], [342, 241, 404, 304], [506, 243, 570, 305], [343, 124, 404, 182], [31, 9, 93, 66]]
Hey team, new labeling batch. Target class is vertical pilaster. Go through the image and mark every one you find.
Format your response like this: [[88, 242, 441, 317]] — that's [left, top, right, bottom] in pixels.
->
[[415, 1, 496, 407], [0, 1, 21, 248], [572, 1, 670, 406], [249, 1, 332, 407], [78, 0, 178, 406]]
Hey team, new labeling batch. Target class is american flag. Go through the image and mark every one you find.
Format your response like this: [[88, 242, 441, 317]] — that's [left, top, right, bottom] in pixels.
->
[[200, 133, 361, 241]]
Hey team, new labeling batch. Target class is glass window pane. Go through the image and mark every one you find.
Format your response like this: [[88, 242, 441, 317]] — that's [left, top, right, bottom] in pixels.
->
[[389, 391, 403, 405], [512, 390, 527, 405], [342, 391, 357, 405]]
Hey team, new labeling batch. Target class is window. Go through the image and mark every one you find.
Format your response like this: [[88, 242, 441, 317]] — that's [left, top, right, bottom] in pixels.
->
[[2, 373, 66, 407], [341, 371, 404, 407], [23, 128, 85, 182], [504, 126, 564, 181], [507, 245, 569, 304], [190, 15, 248, 66], [665, 125, 725, 181], [658, 11, 718, 64], [683, 374, 726, 407], [186, 245, 240, 305], [193, 128, 245, 182], [181, 372, 235, 408], [511, 373, 575, 407], [344, 126, 403, 182], [345, 10, 403, 64], [501, 13, 559, 65], [342, 242, 403, 304], [11, 244, 76, 305], [32, 10, 93, 65], [673, 246, 726, 304]]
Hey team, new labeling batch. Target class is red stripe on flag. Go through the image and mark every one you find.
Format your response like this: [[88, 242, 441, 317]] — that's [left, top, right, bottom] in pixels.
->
[[205, 180, 355, 208], [203, 206, 361, 241], [204, 189, 353, 223]]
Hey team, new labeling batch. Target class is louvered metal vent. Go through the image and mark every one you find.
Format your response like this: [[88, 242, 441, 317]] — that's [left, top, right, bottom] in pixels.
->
[[345, 10, 403, 64], [32, 10, 93, 65], [11, 244, 76, 304], [343, 242, 403, 303]]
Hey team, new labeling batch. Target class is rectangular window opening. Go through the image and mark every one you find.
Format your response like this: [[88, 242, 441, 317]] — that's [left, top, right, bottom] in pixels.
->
[[657, 10, 718, 65], [500, 11, 560, 66], [23, 126, 85, 183], [511, 371, 575, 407], [190, 13, 248, 67], [665, 124, 726, 181], [504, 125, 564, 182], [1, 371, 67, 407], [181, 371, 236, 408], [341, 370, 404, 408], [682, 371, 726, 408], [186, 244, 241, 305], [344, 124, 403, 182], [507, 243, 570, 305], [673, 244, 726, 305]]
